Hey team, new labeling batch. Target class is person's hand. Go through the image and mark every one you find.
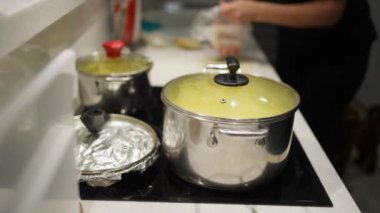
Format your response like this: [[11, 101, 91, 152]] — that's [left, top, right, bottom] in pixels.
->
[[220, 0, 257, 25]]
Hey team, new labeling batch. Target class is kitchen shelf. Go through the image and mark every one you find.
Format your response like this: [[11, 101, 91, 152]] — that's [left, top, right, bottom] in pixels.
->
[[0, 0, 85, 57]]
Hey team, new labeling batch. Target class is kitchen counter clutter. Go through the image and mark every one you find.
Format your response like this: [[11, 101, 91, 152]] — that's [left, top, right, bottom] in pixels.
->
[[80, 11, 360, 210], [80, 29, 361, 212]]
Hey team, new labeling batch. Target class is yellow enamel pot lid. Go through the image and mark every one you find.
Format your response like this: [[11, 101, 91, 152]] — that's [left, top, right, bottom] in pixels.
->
[[162, 73, 300, 120]]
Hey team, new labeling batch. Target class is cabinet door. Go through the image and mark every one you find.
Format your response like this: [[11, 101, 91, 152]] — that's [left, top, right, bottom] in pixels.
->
[[0, 50, 79, 213]]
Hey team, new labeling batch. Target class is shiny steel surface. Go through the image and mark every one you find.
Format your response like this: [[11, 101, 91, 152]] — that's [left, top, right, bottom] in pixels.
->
[[76, 54, 153, 115], [77, 71, 151, 114], [162, 103, 295, 190]]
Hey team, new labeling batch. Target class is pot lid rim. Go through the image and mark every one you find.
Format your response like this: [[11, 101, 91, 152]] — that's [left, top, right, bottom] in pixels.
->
[[161, 90, 299, 122], [77, 66, 151, 77], [76, 52, 153, 77], [161, 73, 301, 120]]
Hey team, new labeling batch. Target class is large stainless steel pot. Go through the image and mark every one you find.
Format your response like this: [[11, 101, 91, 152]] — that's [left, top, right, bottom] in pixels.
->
[[161, 57, 300, 190], [76, 40, 153, 115]]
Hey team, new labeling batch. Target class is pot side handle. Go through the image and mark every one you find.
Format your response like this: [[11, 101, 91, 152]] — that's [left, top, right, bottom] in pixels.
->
[[104, 76, 132, 82], [217, 126, 268, 139]]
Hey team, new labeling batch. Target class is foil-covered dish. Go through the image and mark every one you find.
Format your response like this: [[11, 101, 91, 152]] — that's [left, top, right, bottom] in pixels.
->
[[74, 109, 160, 187]]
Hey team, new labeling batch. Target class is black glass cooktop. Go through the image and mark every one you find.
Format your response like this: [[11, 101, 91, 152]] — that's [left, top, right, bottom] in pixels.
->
[[79, 87, 333, 207]]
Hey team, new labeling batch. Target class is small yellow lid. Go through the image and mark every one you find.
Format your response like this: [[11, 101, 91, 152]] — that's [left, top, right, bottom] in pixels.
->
[[76, 40, 152, 76], [162, 73, 300, 119], [76, 54, 152, 76]]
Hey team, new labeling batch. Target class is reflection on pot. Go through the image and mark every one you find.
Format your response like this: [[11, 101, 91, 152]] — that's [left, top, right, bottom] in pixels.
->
[[162, 107, 295, 190]]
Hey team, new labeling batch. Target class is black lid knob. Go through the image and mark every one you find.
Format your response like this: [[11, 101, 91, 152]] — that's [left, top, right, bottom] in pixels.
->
[[214, 57, 249, 86], [80, 108, 110, 134]]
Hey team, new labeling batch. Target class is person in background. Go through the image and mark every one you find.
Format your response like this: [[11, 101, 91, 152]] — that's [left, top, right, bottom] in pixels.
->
[[218, 0, 377, 160]]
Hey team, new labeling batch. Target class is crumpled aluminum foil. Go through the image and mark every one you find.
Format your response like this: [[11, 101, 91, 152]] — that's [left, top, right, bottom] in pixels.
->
[[74, 114, 159, 187]]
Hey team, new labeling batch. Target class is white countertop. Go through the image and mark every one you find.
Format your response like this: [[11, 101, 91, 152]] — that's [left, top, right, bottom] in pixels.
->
[[81, 36, 360, 213]]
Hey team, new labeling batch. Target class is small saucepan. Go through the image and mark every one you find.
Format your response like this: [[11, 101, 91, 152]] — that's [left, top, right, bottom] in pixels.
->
[[76, 40, 153, 116]]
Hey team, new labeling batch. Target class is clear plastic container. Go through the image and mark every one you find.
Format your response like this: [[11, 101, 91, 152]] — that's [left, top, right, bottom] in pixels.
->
[[191, 6, 252, 57]]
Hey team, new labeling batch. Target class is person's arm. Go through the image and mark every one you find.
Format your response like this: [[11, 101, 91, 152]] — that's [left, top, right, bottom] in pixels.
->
[[220, 0, 346, 28]]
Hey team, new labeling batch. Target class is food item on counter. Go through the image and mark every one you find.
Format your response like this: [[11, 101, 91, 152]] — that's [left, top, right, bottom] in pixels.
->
[[174, 37, 202, 50], [142, 32, 171, 48]]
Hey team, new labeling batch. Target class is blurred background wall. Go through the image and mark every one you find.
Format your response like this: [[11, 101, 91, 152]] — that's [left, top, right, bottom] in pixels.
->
[[357, 0, 380, 108]]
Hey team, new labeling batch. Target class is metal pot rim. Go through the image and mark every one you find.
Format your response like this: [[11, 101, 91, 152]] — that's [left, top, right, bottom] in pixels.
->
[[161, 91, 299, 124], [77, 66, 152, 78]]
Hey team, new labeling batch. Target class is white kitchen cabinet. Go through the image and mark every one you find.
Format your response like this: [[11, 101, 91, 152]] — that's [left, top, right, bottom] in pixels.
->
[[0, 50, 79, 213], [0, 1, 111, 213]]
